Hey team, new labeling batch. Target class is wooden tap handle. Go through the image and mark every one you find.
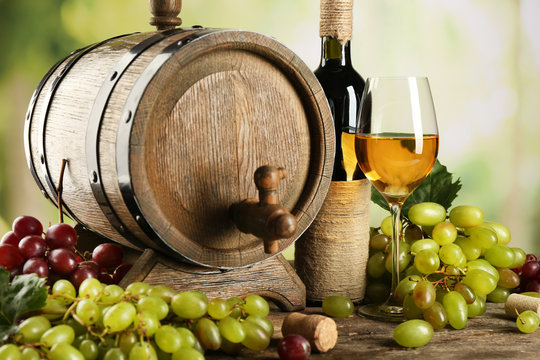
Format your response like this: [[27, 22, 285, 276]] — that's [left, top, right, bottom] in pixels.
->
[[230, 166, 297, 254], [149, 0, 182, 30]]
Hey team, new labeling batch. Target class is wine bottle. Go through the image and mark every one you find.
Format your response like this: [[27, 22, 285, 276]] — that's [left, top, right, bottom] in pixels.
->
[[295, 0, 371, 304]]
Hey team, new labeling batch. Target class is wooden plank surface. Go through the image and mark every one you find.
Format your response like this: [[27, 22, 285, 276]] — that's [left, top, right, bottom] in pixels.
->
[[206, 303, 539, 359]]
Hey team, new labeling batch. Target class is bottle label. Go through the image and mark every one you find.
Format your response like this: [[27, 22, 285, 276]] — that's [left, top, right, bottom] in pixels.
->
[[320, 0, 353, 42]]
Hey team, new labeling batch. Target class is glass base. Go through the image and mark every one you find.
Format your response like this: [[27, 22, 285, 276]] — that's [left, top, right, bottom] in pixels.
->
[[357, 303, 404, 322]]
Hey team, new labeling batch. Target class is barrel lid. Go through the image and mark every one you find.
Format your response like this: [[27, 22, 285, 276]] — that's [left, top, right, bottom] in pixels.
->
[[121, 30, 334, 268]]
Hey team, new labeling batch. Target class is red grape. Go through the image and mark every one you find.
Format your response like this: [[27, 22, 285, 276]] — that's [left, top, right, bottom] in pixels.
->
[[1, 231, 21, 247], [45, 223, 77, 249], [92, 243, 123, 269], [69, 265, 98, 289], [23, 257, 49, 278], [99, 268, 114, 284], [9, 266, 22, 280], [112, 263, 132, 284], [0, 244, 24, 268], [12, 216, 43, 238], [18, 235, 47, 259], [48, 248, 78, 274], [525, 279, 540, 293], [78, 261, 100, 274], [522, 261, 540, 280], [277, 334, 311, 360], [525, 254, 538, 263]]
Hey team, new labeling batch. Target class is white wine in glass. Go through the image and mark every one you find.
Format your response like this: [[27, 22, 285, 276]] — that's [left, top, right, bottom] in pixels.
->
[[355, 77, 439, 321]]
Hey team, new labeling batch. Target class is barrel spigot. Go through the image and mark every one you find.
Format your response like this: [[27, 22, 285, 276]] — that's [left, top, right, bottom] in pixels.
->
[[230, 166, 297, 254]]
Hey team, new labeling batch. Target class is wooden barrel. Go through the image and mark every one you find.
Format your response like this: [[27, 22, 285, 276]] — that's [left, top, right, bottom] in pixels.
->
[[24, 28, 334, 269]]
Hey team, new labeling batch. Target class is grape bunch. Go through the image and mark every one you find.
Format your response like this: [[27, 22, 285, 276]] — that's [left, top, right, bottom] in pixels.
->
[[512, 253, 540, 293], [0, 215, 131, 289], [1, 278, 273, 360], [364, 202, 538, 347]]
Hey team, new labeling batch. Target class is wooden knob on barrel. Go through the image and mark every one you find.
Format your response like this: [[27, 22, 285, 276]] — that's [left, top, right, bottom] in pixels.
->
[[230, 166, 297, 254], [149, 0, 182, 30]]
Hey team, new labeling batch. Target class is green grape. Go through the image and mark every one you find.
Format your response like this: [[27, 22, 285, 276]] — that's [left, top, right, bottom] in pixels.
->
[[380, 216, 401, 237], [435, 289, 446, 304], [76, 299, 100, 325], [147, 285, 175, 303], [467, 295, 486, 318], [449, 205, 483, 228], [100, 285, 124, 303], [486, 286, 510, 303], [414, 250, 440, 274], [0, 344, 22, 360], [432, 221, 457, 246], [218, 316, 246, 343], [484, 244, 515, 268], [152, 341, 171, 360], [410, 239, 440, 254], [365, 281, 390, 304], [66, 318, 86, 337], [103, 348, 126, 360], [370, 233, 391, 250], [467, 259, 500, 281], [49, 343, 84, 360], [367, 252, 387, 278], [207, 298, 231, 320], [422, 225, 434, 237], [79, 339, 99, 360], [422, 301, 447, 330], [171, 291, 208, 320], [171, 348, 204, 360], [195, 317, 221, 351], [394, 275, 421, 304], [322, 295, 354, 318], [463, 269, 497, 295], [18, 315, 51, 342], [484, 221, 511, 245], [413, 280, 436, 310], [443, 291, 468, 329], [243, 294, 270, 316], [244, 315, 274, 337], [155, 325, 183, 353], [97, 336, 115, 359], [176, 327, 197, 348], [516, 310, 540, 333], [137, 296, 169, 320], [468, 226, 497, 250], [439, 243, 465, 266], [78, 278, 103, 300], [133, 311, 160, 336], [103, 302, 136, 332], [125, 282, 151, 296], [241, 321, 270, 351], [119, 332, 138, 355], [220, 338, 243, 355], [393, 319, 433, 348], [497, 267, 521, 289], [403, 294, 423, 320], [40, 298, 67, 321], [384, 242, 412, 273], [444, 265, 462, 276], [454, 236, 481, 261], [128, 343, 157, 360], [408, 202, 446, 227], [404, 224, 424, 244], [521, 292, 540, 298], [40, 324, 75, 347], [453, 282, 476, 304], [21, 347, 40, 360], [509, 248, 527, 269], [227, 297, 244, 319], [52, 279, 77, 305]]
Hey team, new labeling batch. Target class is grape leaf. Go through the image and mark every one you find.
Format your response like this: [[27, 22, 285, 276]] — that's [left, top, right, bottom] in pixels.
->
[[0, 269, 48, 341], [371, 160, 462, 219]]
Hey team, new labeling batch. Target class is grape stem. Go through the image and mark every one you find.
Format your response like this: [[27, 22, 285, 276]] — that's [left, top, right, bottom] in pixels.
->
[[56, 159, 68, 224]]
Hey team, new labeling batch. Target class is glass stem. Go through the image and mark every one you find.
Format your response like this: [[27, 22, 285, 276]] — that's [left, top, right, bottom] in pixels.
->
[[389, 203, 402, 297]]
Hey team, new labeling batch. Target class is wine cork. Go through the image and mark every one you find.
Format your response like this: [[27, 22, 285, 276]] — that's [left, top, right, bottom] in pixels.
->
[[504, 294, 540, 318], [320, 0, 353, 43], [281, 312, 338, 353]]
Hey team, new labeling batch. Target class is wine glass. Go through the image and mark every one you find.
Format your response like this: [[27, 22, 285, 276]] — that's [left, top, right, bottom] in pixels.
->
[[355, 77, 439, 321]]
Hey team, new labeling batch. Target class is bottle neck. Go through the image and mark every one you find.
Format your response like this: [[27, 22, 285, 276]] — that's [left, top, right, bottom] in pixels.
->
[[320, 37, 352, 67]]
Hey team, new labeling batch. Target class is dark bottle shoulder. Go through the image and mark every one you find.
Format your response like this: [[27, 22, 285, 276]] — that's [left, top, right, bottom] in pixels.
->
[[314, 65, 365, 92]]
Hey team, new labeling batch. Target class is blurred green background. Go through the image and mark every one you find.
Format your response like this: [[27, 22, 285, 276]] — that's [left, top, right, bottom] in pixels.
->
[[0, 0, 538, 254]]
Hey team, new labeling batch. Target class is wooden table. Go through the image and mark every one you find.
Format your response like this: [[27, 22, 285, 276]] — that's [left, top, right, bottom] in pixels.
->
[[206, 303, 539, 359]]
